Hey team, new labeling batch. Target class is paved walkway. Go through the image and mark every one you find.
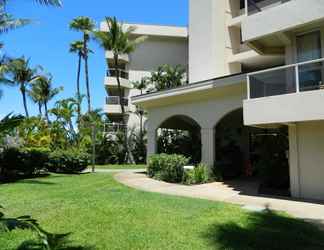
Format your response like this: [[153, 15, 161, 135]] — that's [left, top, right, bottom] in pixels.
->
[[114, 170, 324, 229]]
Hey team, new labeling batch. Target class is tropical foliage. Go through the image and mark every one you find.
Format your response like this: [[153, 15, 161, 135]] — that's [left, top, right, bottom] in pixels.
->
[[147, 64, 187, 92]]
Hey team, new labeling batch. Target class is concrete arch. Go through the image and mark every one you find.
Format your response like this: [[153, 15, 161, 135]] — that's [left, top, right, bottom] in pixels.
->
[[158, 114, 201, 131], [213, 108, 244, 129]]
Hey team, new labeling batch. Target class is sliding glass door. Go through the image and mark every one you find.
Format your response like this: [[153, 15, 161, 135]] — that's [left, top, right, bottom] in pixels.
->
[[297, 31, 323, 91]]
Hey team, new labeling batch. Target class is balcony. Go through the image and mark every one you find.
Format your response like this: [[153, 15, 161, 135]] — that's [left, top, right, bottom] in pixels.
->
[[244, 58, 324, 126], [104, 122, 127, 134], [105, 51, 129, 63], [104, 96, 130, 114], [104, 68, 132, 89], [241, 0, 324, 54]]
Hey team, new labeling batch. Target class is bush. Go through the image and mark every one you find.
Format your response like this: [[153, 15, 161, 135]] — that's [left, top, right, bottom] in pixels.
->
[[47, 149, 90, 174], [147, 154, 189, 183], [0, 147, 50, 181], [183, 164, 210, 185]]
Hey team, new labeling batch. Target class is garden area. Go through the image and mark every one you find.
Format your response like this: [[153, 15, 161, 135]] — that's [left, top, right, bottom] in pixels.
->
[[2, 173, 324, 250]]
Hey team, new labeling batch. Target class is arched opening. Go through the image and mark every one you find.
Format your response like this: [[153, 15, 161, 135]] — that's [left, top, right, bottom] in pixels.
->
[[157, 115, 201, 164], [214, 109, 290, 196]]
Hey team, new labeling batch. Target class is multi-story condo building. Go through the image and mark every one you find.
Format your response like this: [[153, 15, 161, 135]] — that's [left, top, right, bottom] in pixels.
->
[[132, 0, 324, 201], [100, 22, 188, 132]]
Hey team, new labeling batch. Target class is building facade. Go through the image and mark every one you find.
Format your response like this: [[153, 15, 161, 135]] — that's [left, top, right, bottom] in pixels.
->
[[133, 0, 324, 201], [100, 22, 188, 132]]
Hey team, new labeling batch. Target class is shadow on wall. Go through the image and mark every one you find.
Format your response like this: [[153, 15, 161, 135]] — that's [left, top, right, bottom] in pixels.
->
[[203, 210, 324, 250]]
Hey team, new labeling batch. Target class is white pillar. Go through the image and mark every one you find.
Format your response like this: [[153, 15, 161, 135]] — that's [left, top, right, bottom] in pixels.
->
[[288, 124, 301, 198], [147, 128, 157, 162], [201, 128, 215, 171]]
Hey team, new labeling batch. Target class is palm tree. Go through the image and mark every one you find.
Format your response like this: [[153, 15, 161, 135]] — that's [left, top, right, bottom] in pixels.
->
[[133, 78, 148, 139], [31, 74, 62, 122], [69, 40, 84, 122], [28, 80, 44, 116], [2, 57, 40, 117], [70, 17, 95, 113], [93, 16, 147, 163]]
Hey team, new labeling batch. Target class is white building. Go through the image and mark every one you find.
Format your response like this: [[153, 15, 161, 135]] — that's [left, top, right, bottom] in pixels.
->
[[132, 0, 324, 201], [100, 22, 188, 131]]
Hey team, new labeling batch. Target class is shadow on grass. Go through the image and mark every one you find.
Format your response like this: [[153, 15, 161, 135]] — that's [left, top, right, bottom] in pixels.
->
[[203, 210, 324, 250], [17, 240, 96, 250], [17, 179, 56, 185]]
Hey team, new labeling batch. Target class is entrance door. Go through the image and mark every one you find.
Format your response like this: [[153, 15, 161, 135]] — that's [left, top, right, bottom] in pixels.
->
[[296, 31, 323, 91]]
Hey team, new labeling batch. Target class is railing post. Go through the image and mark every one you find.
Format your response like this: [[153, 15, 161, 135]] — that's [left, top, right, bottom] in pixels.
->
[[295, 64, 300, 93], [245, 0, 248, 16], [247, 75, 251, 99]]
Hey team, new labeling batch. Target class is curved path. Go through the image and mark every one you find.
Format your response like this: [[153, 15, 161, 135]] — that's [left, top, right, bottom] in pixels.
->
[[114, 170, 324, 228]]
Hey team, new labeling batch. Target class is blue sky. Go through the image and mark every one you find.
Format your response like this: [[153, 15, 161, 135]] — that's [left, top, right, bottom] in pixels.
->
[[0, 0, 188, 117]]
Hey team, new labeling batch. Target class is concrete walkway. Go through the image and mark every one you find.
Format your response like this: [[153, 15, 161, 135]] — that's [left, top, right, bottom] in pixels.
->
[[114, 171, 324, 228]]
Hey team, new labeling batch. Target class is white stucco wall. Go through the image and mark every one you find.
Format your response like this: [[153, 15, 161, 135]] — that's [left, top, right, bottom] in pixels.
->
[[290, 121, 324, 200], [126, 36, 188, 130]]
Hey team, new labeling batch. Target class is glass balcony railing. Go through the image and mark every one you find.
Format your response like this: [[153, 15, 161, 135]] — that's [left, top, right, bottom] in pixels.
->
[[237, 0, 291, 17], [247, 58, 324, 99], [106, 68, 129, 80], [106, 96, 129, 106]]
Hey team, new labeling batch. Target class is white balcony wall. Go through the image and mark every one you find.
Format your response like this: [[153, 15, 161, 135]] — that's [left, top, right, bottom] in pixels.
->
[[244, 90, 324, 125], [242, 0, 324, 42]]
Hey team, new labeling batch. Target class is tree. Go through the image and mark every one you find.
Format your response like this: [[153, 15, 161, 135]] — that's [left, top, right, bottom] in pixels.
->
[[69, 40, 84, 123], [147, 64, 186, 92], [93, 16, 147, 163], [50, 98, 77, 139], [29, 74, 62, 121], [2, 57, 40, 117], [70, 17, 95, 113], [132, 77, 148, 141]]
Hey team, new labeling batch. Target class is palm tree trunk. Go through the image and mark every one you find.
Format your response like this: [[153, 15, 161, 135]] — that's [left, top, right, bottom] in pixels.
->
[[76, 52, 82, 122], [84, 35, 91, 113], [20, 84, 29, 117], [38, 103, 42, 117], [114, 55, 134, 164], [44, 101, 49, 123]]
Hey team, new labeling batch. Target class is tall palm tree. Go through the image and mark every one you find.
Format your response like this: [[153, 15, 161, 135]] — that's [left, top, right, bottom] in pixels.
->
[[2, 57, 40, 117], [31, 74, 62, 122], [93, 16, 147, 163], [70, 17, 95, 113], [133, 78, 148, 139], [69, 40, 84, 122]]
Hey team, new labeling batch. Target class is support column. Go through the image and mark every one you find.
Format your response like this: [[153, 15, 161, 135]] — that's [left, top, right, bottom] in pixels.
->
[[147, 128, 157, 163], [288, 124, 301, 198], [201, 128, 215, 171]]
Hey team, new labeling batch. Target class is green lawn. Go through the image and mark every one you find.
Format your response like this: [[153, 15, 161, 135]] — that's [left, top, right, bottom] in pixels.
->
[[1, 174, 324, 250], [92, 164, 146, 170]]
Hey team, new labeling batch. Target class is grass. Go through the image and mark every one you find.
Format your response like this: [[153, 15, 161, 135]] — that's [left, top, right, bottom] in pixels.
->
[[92, 164, 146, 170], [1, 174, 324, 250]]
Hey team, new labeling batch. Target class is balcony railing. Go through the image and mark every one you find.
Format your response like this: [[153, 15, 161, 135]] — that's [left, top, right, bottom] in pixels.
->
[[238, 0, 290, 17], [104, 123, 127, 133], [247, 58, 324, 99], [106, 68, 129, 80], [106, 96, 129, 106]]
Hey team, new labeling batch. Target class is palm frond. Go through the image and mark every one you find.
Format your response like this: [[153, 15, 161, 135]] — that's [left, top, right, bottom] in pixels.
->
[[0, 113, 24, 134], [0, 16, 31, 34]]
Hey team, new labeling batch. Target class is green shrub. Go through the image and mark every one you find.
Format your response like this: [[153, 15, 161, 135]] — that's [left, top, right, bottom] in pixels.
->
[[47, 149, 90, 174], [183, 163, 210, 185], [0, 147, 50, 181], [147, 154, 189, 183]]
